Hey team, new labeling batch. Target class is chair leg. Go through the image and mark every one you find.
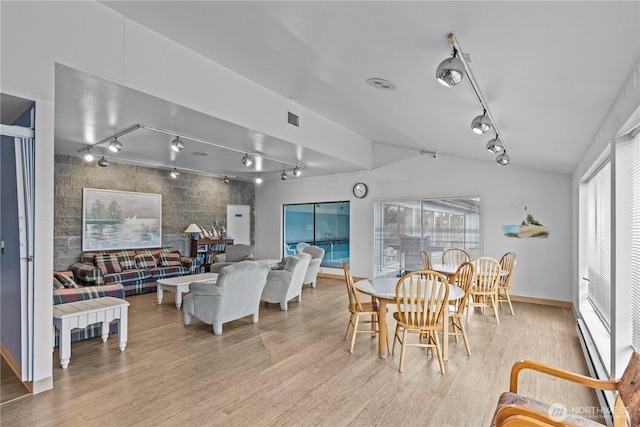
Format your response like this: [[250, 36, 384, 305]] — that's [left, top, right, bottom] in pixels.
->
[[458, 318, 471, 356], [349, 315, 360, 353], [345, 313, 355, 339], [505, 290, 514, 316], [491, 294, 500, 324], [392, 323, 401, 355], [399, 328, 408, 373], [432, 330, 445, 375]]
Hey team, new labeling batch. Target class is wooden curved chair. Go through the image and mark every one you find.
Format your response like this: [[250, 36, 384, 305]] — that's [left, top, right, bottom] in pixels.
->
[[392, 270, 450, 374], [420, 250, 433, 270], [442, 261, 474, 356], [468, 257, 502, 324], [498, 252, 517, 316], [342, 261, 389, 354], [492, 351, 640, 427], [442, 248, 470, 265]]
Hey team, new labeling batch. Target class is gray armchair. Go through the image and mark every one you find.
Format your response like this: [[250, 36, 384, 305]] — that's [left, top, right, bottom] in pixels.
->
[[262, 252, 311, 310], [301, 245, 325, 288], [183, 261, 269, 334], [209, 244, 255, 273]]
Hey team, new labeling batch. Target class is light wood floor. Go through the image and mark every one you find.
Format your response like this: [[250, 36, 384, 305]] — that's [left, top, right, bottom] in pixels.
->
[[0, 277, 601, 426], [1, 356, 30, 405]]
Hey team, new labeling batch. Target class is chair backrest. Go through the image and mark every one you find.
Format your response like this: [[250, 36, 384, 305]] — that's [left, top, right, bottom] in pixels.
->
[[303, 245, 325, 260], [442, 248, 470, 265], [225, 244, 255, 262], [450, 261, 474, 316], [296, 242, 310, 253], [618, 351, 640, 426], [499, 252, 517, 288], [470, 257, 501, 292], [342, 261, 365, 312], [395, 270, 449, 329], [420, 251, 433, 270]]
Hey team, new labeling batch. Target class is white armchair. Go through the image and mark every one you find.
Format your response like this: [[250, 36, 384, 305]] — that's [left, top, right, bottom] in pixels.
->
[[210, 244, 255, 273], [301, 245, 325, 288], [183, 261, 269, 334], [261, 252, 311, 310]]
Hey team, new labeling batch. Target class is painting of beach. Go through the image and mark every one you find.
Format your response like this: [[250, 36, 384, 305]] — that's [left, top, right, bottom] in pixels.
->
[[503, 214, 549, 238]]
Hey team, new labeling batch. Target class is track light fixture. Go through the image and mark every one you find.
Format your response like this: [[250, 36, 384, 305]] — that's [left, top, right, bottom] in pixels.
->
[[255, 175, 263, 184], [292, 166, 301, 177], [171, 136, 184, 152], [496, 152, 510, 166], [109, 138, 122, 152], [98, 156, 109, 167], [471, 110, 492, 135], [83, 151, 94, 162], [436, 37, 465, 88], [223, 176, 230, 184], [242, 154, 253, 167], [280, 171, 288, 181], [486, 135, 504, 154], [170, 168, 180, 178]]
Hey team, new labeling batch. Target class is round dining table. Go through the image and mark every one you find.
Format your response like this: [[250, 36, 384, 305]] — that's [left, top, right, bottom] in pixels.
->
[[355, 276, 464, 360]]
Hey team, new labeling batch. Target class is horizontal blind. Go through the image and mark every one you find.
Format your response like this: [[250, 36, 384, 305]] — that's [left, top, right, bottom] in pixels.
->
[[617, 132, 640, 350], [586, 161, 611, 329]]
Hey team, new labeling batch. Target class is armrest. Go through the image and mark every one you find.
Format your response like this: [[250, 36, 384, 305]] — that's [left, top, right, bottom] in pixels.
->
[[510, 360, 619, 393], [180, 256, 201, 274], [213, 253, 227, 263], [69, 263, 105, 286], [495, 405, 576, 427], [188, 281, 223, 296]]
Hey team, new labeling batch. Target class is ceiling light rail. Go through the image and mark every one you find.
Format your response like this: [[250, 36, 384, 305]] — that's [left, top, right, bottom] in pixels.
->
[[438, 33, 511, 165]]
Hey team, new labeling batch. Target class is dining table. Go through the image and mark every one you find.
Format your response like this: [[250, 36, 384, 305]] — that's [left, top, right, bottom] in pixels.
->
[[354, 276, 465, 360]]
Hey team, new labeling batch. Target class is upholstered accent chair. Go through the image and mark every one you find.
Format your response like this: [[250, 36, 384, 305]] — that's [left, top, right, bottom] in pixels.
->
[[301, 245, 325, 288], [262, 252, 311, 310], [209, 244, 255, 273], [183, 261, 269, 335]]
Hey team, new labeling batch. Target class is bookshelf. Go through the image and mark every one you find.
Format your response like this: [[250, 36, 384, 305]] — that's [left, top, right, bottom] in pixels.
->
[[190, 238, 234, 271]]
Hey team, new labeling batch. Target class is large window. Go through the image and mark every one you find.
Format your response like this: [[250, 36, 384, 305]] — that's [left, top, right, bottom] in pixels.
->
[[373, 197, 480, 277], [283, 201, 350, 268]]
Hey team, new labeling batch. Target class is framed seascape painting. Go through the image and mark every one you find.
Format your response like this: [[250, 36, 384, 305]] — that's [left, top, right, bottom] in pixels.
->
[[82, 188, 162, 251]]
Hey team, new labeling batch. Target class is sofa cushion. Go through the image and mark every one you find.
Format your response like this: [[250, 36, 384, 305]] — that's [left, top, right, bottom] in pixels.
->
[[95, 253, 123, 274], [148, 266, 189, 280], [53, 283, 125, 304], [53, 275, 65, 290], [134, 253, 157, 269], [116, 251, 137, 270], [104, 269, 152, 286], [159, 252, 182, 267], [54, 272, 79, 289]]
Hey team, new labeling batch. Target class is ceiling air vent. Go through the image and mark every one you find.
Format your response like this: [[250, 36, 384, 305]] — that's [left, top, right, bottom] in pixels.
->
[[287, 111, 299, 127]]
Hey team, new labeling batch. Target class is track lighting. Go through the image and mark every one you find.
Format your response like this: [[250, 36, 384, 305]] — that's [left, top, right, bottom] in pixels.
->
[[109, 138, 122, 152], [280, 171, 288, 181], [471, 110, 492, 134], [170, 168, 180, 178], [171, 137, 184, 152], [255, 175, 263, 184], [486, 135, 504, 154], [83, 151, 94, 162], [242, 154, 253, 167], [436, 46, 465, 88], [98, 156, 109, 167], [223, 176, 230, 184], [292, 167, 301, 177], [496, 152, 510, 166]]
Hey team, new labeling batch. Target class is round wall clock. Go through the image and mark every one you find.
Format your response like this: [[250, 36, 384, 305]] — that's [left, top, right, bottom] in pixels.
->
[[353, 182, 368, 198]]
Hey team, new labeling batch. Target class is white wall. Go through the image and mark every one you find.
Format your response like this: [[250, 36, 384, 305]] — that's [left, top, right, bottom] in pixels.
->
[[256, 152, 573, 301]]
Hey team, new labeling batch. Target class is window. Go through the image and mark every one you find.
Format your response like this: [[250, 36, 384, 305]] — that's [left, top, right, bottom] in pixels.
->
[[374, 197, 480, 277], [283, 201, 350, 267]]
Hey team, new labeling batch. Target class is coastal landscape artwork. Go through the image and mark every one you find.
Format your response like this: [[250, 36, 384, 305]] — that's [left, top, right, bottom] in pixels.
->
[[503, 214, 549, 238], [82, 188, 162, 250]]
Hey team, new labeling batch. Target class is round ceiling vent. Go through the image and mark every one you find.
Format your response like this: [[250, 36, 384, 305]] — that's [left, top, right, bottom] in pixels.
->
[[366, 78, 397, 91]]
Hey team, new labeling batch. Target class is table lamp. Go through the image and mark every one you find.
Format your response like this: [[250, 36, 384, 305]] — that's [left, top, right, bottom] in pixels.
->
[[184, 224, 202, 240]]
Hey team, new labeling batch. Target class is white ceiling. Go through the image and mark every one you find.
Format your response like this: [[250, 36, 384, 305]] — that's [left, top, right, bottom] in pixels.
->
[[51, 1, 639, 180]]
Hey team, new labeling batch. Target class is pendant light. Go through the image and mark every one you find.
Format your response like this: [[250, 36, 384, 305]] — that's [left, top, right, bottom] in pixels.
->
[[242, 154, 253, 167], [292, 166, 301, 177], [98, 156, 109, 167], [171, 136, 184, 152], [280, 171, 288, 181], [223, 176, 230, 184], [255, 175, 262, 184], [83, 151, 94, 162], [471, 110, 492, 134], [436, 47, 465, 88], [109, 138, 122, 152], [496, 152, 510, 166], [486, 135, 504, 153], [170, 168, 180, 178]]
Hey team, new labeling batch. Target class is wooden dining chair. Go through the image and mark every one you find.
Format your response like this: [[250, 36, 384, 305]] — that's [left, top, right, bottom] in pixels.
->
[[442, 261, 474, 356], [392, 270, 450, 374], [442, 248, 470, 265], [342, 261, 389, 354], [420, 250, 433, 270], [498, 252, 517, 316], [468, 257, 502, 324]]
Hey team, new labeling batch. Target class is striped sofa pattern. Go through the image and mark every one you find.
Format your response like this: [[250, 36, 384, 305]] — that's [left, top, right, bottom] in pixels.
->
[[53, 283, 125, 345], [70, 247, 200, 296]]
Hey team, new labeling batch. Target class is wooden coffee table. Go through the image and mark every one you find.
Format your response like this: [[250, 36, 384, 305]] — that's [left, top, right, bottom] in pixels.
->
[[156, 273, 218, 309]]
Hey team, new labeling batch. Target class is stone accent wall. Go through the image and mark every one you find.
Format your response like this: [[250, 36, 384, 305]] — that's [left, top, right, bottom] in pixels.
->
[[53, 154, 255, 271]]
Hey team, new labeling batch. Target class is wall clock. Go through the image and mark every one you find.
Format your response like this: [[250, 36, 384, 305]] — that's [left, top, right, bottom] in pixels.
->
[[353, 182, 368, 199]]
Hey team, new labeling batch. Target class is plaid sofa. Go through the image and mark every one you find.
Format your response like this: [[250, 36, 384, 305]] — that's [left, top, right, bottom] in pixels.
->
[[70, 247, 200, 296], [53, 282, 125, 345]]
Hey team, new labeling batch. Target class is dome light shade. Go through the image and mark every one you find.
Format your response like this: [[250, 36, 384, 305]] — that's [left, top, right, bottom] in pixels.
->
[[496, 152, 510, 166], [171, 137, 184, 152], [109, 138, 122, 152], [83, 151, 94, 162], [436, 54, 465, 88], [486, 136, 504, 153], [98, 156, 109, 167], [242, 154, 253, 167], [471, 111, 492, 134], [280, 171, 288, 181], [292, 167, 301, 177]]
